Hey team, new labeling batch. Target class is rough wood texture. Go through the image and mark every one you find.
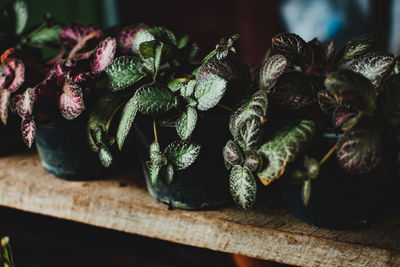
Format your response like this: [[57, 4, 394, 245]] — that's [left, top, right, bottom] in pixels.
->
[[0, 153, 399, 266]]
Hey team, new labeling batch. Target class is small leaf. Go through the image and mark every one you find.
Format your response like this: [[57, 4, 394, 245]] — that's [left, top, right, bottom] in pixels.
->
[[15, 87, 35, 118], [257, 120, 316, 186], [335, 34, 379, 64], [272, 33, 312, 66], [91, 37, 117, 73], [258, 54, 288, 92], [324, 40, 336, 62], [332, 105, 358, 129], [116, 24, 148, 54], [7, 58, 24, 92], [324, 70, 376, 115], [304, 156, 319, 179], [21, 118, 35, 148], [164, 140, 200, 170], [229, 165, 257, 210], [153, 41, 163, 79], [202, 34, 239, 62], [348, 52, 394, 87], [177, 35, 190, 49], [162, 164, 175, 185], [104, 56, 144, 91], [176, 105, 197, 140], [336, 122, 382, 174], [59, 79, 85, 120], [236, 117, 263, 151], [150, 151, 167, 167], [131, 29, 155, 55], [168, 78, 188, 92], [302, 178, 311, 206], [13, 0, 28, 35], [194, 74, 227, 111], [116, 96, 137, 150], [29, 24, 62, 46], [147, 161, 161, 186], [99, 145, 113, 167], [244, 150, 261, 172], [180, 80, 196, 98], [148, 26, 177, 46], [377, 74, 400, 127], [134, 84, 178, 114], [223, 140, 244, 170], [0, 90, 10, 125], [317, 90, 338, 115], [150, 141, 160, 153]]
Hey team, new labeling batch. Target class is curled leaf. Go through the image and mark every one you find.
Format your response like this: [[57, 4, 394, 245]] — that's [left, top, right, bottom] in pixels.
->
[[7, 58, 25, 92], [272, 33, 312, 66], [21, 118, 36, 148], [164, 140, 200, 170], [258, 54, 287, 92], [223, 140, 244, 170], [91, 37, 117, 73], [332, 105, 358, 129], [229, 165, 257, 210], [59, 79, 85, 120], [134, 84, 178, 114], [176, 105, 197, 140]]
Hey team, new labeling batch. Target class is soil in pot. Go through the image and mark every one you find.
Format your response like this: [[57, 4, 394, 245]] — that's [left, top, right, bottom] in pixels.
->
[[281, 133, 393, 229], [134, 115, 230, 210]]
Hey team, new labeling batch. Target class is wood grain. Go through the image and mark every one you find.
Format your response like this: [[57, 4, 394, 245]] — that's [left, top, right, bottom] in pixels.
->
[[0, 153, 399, 266]]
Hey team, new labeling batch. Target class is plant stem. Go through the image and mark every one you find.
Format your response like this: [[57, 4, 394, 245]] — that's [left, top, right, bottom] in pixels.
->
[[153, 117, 158, 142], [319, 144, 337, 166], [67, 31, 99, 60], [218, 103, 233, 112]]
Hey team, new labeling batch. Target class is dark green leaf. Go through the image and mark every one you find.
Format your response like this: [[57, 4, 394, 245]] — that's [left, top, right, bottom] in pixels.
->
[[257, 120, 316, 186], [236, 117, 263, 151], [168, 78, 188, 92], [148, 26, 177, 46], [162, 164, 175, 185], [377, 74, 400, 127], [258, 54, 287, 92], [177, 35, 189, 49], [244, 150, 261, 172], [134, 84, 178, 114], [272, 33, 312, 66], [99, 145, 113, 167], [335, 34, 379, 64], [105, 56, 144, 91], [302, 178, 311, 206], [176, 105, 197, 140], [229, 165, 257, 210], [150, 151, 167, 167], [180, 80, 196, 98], [13, 0, 27, 34], [164, 140, 200, 170], [304, 156, 319, 179], [324, 70, 376, 115], [194, 74, 227, 111], [153, 41, 163, 79], [202, 34, 239, 62], [29, 24, 62, 46], [223, 140, 244, 170], [116, 96, 137, 150], [348, 52, 394, 87], [147, 161, 161, 186], [336, 122, 382, 174], [131, 29, 155, 55]]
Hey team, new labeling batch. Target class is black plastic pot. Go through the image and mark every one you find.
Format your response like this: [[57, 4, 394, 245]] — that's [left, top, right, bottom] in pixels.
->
[[0, 113, 25, 156], [134, 116, 230, 210], [282, 133, 392, 229], [35, 117, 106, 180]]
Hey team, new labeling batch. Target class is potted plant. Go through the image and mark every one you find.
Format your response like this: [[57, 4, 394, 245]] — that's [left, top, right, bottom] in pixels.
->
[[224, 32, 399, 229], [88, 25, 251, 209]]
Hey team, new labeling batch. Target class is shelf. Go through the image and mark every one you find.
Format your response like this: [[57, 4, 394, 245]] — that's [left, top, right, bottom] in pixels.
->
[[0, 153, 399, 266]]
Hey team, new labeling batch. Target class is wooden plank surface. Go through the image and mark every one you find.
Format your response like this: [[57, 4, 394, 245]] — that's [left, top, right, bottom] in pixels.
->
[[0, 153, 399, 266]]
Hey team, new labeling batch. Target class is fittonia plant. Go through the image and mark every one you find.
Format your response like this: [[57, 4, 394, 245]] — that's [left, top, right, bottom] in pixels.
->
[[88, 25, 250, 184], [224, 32, 400, 210], [0, 237, 15, 267]]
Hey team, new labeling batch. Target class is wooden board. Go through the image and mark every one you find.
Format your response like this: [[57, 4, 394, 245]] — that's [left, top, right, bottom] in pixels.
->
[[0, 153, 399, 266]]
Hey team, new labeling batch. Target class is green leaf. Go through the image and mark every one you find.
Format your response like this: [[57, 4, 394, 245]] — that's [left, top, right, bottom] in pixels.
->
[[223, 140, 244, 170], [116, 96, 137, 150], [180, 80, 196, 98], [148, 26, 177, 46], [324, 70, 376, 115], [177, 35, 189, 49], [162, 164, 175, 185], [302, 178, 311, 206], [202, 34, 239, 62], [131, 29, 155, 55], [99, 145, 113, 167], [317, 90, 339, 115], [377, 74, 400, 127], [257, 120, 316, 186], [304, 156, 319, 179], [168, 78, 188, 92], [272, 33, 312, 66], [153, 41, 163, 80], [229, 90, 268, 139], [348, 52, 394, 87], [336, 122, 382, 174], [147, 161, 160, 186], [258, 54, 288, 92], [164, 140, 200, 170], [194, 74, 227, 111], [176, 106, 197, 140], [1, 236, 14, 267], [29, 24, 62, 46], [150, 151, 167, 167], [134, 84, 178, 114], [229, 165, 257, 210], [13, 0, 27, 34], [335, 34, 379, 64], [105, 56, 144, 91], [236, 117, 263, 151]]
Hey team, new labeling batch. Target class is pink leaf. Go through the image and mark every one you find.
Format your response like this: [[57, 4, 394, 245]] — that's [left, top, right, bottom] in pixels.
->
[[15, 87, 35, 117], [0, 89, 10, 125], [0, 64, 13, 89], [21, 118, 36, 148], [60, 23, 103, 49], [91, 37, 116, 72], [7, 59, 25, 92], [116, 24, 148, 54], [59, 79, 85, 120], [332, 105, 358, 128]]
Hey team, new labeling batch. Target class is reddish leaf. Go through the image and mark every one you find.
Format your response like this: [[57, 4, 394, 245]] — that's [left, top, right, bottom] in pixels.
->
[[317, 90, 338, 115], [116, 24, 148, 54], [60, 23, 103, 49], [59, 79, 85, 120], [15, 87, 35, 117], [21, 118, 36, 148], [332, 105, 358, 128], [7, 58, 25, 92], [0, 89, 10, 125], [91, 37, 116, 73]]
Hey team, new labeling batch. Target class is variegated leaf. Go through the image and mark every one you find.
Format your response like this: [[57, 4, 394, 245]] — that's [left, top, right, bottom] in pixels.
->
[[335, 34, 379, 64], [134, 84, 178, 114], [147, 161, 161, 186], [176, 105, 197, 140], [194, 74, 227, 111], [257, 120, 316, 186], [7, 59, 24, 92], [336, 123, 382, 174], [60, 23, 102, 49], [131, 29, 155, 55], [302, 178, 311, 206], [59, 79, 85, 120], [91, 37, 116, 73], [21, 118, 35, 148], [116, 24, 148, 54], [332, 105, 358, 129], [162, 164, 175, 185], [236, 117, 263, 151], [229, 165, 257, 210], [348, 52, 394, 87], [116, 96, 137, 150], [272, 33, 312, 66], [223, 140, 244, 170], [244, 150, 261, 172], [258, 54, 287, 92], [15, 87, 35, 117], [0, 89, 10, 125], [164, 140, 200, 170], [317, 90, 338, 115], [104, 56, 144, 91], [99, 144, 113, 167]]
